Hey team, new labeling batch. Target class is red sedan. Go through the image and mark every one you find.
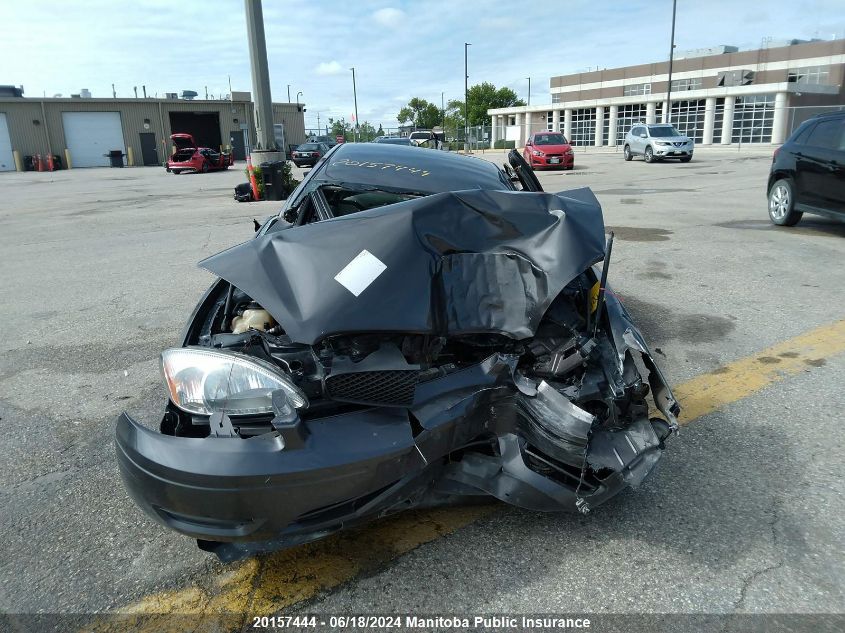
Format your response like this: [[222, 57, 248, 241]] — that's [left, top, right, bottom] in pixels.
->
[[166, 133, 233, 174], [523, 132, 574, 170]]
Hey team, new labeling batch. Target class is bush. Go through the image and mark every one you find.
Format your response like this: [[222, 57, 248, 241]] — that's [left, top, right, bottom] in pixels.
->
[[494, 140, 516, 149]]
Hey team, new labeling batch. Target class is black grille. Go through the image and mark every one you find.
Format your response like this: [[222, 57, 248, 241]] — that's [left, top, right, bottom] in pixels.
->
[[325, 370, 418, 407]]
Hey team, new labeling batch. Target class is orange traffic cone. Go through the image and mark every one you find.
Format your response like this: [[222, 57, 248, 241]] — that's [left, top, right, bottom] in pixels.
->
[[47, 154, 55, 171], [247, 155, 261, 201]]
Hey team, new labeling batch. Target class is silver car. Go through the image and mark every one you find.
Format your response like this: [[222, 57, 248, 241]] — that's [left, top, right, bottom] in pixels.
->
[[623, 123, 693, 163]]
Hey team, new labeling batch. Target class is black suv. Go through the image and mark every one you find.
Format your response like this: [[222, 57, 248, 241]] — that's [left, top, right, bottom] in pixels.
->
[[767, 111, 845, 226]]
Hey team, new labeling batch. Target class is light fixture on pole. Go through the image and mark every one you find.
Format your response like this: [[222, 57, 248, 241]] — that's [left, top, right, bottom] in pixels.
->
[[665, 0, 677, 123], [464, 42, 471, 152], [350, 67, 360, 143]]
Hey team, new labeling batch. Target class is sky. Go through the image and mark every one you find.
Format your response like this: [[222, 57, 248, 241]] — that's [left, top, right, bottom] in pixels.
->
[[1, 0, 843, 130]]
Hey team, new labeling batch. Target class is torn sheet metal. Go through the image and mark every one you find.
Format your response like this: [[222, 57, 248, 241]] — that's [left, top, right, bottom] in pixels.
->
[[200, 188, 606, 345]]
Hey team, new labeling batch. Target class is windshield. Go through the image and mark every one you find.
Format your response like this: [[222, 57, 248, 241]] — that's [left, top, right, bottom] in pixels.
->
[[648, 126, 680, 137], [534, 133, 568, 145], [409, 132, 431, 139], [298, 144, 320, 150], [377, 137, 412, 145]]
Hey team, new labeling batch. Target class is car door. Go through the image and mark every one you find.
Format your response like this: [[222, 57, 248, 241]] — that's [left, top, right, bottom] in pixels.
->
[[797, 118, 845, 214], [629, 126, 643, 154]]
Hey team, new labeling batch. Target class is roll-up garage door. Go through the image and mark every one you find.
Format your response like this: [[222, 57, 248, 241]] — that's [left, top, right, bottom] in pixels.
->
[[0, 113, 14, 171], [62, 112, 125, 167]]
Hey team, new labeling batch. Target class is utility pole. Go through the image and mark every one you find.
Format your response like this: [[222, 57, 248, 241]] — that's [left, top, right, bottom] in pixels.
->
[[244, 0, 277, 150], [441, 91, 445, 131], [350, 67, 360, 143], [665, 0, 677, 123], [526, 77, 531, 106], [112, 83, 116, 98], [287, 84, 291, 102], [464, 42, 471, 152]]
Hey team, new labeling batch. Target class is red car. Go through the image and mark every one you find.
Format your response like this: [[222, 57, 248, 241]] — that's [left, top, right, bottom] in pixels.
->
[[523, 132, 574, 170], [166, 133, 233, 174]]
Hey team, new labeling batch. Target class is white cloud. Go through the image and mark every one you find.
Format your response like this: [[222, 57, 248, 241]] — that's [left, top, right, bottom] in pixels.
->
[[372, 7, 405, 28], [315, 60, 343, 75]]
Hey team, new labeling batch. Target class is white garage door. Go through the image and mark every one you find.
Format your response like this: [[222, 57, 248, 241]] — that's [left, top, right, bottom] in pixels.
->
[[62, 112, 125, 167], [0, 113, 14, 171]]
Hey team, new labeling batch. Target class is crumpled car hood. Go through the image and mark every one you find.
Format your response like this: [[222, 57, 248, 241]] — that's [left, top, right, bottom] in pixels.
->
[[200, 187, 606, 345]]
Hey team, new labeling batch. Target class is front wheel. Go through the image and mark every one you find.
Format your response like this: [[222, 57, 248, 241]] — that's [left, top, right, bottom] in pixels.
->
[[644, 146, 654, 163], [623, 145, 632, 161], [201, 161, 210, 173], [768, 179, 802, 226]]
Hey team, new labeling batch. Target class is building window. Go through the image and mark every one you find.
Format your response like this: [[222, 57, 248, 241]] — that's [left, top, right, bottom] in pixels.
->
[[671, 77, 702, 91], [787, 65, 831, 85], [623, 83, 652, 96], [732, 95, 774, 143], [570, 108, 596, 146], [602, 108, 610, 145], [552, 93, 561, 104], [615, 103, 649, 145], [547, 111, 555, 131], [712, 97, 725, 142], [669, 99, 707, 143]]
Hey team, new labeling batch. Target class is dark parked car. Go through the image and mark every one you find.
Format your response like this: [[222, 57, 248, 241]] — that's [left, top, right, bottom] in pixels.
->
[[291, 142, 330, 167], [116, 143, 679, 561], [767, 111, 845, 226]]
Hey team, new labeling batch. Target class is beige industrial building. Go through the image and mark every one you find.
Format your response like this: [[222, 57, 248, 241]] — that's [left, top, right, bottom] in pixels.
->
[[0, 92, 306, 170], [490, 38, 845, 147]]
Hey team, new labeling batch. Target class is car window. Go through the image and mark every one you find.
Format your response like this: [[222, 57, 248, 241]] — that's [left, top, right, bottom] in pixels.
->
[[298, 144, 320, 150], [791, 123, 815, 145], [631, 126, 643, 136], [648, 125, 680, 137], [535, 133, 567, 145], [804, 119, 845, 150]]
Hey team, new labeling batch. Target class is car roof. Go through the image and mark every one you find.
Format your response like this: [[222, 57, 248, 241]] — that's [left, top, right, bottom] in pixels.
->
[[315, 142, 513, 193]]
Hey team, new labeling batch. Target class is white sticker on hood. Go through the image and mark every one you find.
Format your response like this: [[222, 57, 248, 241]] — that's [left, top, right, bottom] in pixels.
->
[[334, 249, 387, 297]]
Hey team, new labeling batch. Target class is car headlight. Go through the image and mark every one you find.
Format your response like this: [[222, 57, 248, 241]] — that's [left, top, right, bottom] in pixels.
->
[[532, 150, 544, 156], [655, 141, 669, 146], [161, 348, 308, 416]]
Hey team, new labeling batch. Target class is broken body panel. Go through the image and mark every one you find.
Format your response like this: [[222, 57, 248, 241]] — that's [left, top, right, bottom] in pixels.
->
[[116, 144, 678, 560]]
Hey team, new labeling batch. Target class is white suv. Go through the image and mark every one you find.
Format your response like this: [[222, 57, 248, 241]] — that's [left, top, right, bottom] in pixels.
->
[[623, 124, 693, 163]]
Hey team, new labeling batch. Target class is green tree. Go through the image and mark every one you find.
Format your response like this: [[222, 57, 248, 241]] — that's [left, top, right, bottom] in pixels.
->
[[449, 82, 525, 127], [328, 117, 352, 140], [357, 121, 377, 142], [397, 97, 442, 130]]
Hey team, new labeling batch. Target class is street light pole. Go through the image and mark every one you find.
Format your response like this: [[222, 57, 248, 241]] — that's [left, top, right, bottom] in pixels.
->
[[296, 91, 302, 108], [350, 67, 360, 143], [244, 0, 276, 150], [665, 0, 677, 123], [287, 84, 291, 102], [464, 42, 471, 152], [526, 77, 531, 106]]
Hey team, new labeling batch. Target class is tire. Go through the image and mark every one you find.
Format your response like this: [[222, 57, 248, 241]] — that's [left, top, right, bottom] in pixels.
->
[[623, 145, 632, 161], [201, 161, 209, 173], [680, 155, 692, 163], [768, 179, 802, 226], [644, 146, 654, 163], [172, 169, 182, 175]]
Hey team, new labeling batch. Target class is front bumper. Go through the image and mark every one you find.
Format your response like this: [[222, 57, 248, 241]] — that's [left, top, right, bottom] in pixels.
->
[[530, 154, 574, 169], [653, 144, 693, 157], [115, 407, 424, 544]]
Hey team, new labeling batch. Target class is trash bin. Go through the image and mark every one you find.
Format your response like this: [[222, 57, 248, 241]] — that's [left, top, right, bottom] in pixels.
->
[[107, 150, 125, 168], [260, 161, 287, 201], [23, 155, 34, 171]]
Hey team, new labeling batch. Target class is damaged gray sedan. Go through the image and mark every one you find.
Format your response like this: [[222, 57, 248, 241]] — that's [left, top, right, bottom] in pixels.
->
[[115, 143, 679, 561]]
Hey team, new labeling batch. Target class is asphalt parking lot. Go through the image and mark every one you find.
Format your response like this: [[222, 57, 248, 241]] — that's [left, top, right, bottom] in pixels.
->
[[1, 148, 843, 630]]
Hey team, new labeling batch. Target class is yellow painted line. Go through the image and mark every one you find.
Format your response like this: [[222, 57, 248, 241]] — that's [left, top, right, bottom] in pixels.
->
[[674, 319, 845, 424], [89, 319, 845, 629]]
